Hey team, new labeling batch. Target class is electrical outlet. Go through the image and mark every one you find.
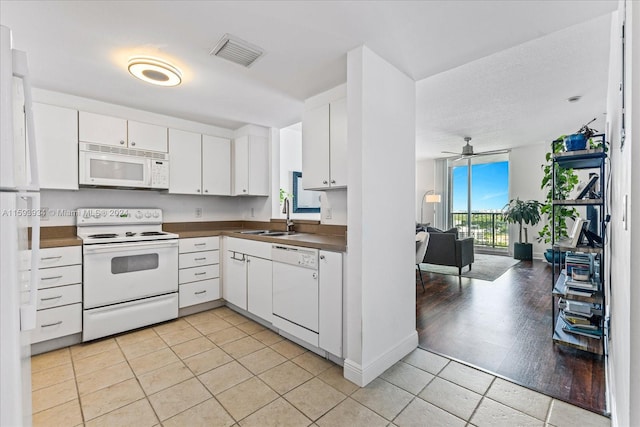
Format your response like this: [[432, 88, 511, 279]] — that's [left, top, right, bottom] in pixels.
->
[[41, 207, 49, 221], [325, 207, 332, 220], [195, 208, 202, 218], [251, 208, 255, 218]]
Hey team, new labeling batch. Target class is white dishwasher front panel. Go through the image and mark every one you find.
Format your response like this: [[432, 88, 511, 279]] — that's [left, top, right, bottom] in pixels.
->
[[272, 246, 319, 333]]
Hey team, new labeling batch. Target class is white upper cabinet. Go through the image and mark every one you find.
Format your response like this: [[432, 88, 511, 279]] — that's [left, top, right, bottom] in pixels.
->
[[33, 103, 79, 190], [328, 98, 347, 188], [168, 129, 231, 196], [79, 112, 127, 147], [127, 121, 168, 152], [202, 135, 231, 196], [302, 97, 347, 190], [302, 104, 330, 190], [232, 135, 269, 196], [78, 112, 168, 152], [168, 129, 202, 195]]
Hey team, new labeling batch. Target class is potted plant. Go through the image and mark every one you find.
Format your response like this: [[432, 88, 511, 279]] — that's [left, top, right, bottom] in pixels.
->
[[564, 118, 598, 151], [502, 198, 542, 260], [538, 137, 579, 262]]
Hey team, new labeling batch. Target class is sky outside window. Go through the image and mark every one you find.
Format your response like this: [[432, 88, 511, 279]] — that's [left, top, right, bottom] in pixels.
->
[[452, 161, 509, 212]]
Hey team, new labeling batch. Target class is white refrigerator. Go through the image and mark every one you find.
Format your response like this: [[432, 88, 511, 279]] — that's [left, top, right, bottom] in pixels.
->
[[0, 24, 40, 427]]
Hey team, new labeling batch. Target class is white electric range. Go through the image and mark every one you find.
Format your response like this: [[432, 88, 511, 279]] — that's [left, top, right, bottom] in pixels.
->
[[77, 208, 179, 341]]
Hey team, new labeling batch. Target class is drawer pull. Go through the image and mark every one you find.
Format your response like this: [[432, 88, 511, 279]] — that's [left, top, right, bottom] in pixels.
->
[[41, 256, 62, 261], [41, 275, 62, 281], [195, 272, 207, 276], [41, 321, 63, 328], [194, 257, 206, 262], [194, 243, 207, 247], [41, 295, 62, 302], [194, 290, 207, 295]]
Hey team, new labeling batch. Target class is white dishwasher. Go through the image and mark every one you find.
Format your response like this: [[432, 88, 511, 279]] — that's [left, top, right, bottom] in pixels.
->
[[271, 244, 319, 345]]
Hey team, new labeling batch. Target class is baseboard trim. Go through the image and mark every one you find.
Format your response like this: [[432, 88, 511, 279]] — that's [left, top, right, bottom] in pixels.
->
[[343, 330, 418, 387]]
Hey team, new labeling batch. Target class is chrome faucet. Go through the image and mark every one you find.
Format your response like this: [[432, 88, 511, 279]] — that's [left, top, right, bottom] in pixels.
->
[[282, 197, 294, 232]]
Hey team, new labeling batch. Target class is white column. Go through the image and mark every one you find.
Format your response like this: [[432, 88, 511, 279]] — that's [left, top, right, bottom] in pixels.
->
[[344, 46, 417, 386]]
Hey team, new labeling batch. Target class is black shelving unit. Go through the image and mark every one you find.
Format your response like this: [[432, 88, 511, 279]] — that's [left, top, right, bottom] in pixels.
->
[[550, 135, 607, 355]]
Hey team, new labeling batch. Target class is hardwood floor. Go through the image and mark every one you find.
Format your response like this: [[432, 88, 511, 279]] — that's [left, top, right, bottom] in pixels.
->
[[416, 258, 607, 415]]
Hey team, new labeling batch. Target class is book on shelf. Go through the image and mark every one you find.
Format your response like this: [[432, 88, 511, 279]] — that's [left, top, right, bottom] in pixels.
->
[[566, 288, 596, 297], [561, 324, 602, 339], [564, 277, 598, 291], [559, 299, 603, 316], [561, 311, 594, 325]]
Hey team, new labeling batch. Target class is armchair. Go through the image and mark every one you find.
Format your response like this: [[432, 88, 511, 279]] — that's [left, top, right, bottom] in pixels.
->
[[422, 228, 474, 275]]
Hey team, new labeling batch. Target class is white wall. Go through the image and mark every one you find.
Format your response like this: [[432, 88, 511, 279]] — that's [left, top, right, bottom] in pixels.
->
[[508, 143, 548, 258], [416, 159, 435, 225], [606, 3, 639, 426], [41, 189, 241, 226], [345, 46, 417, 386]]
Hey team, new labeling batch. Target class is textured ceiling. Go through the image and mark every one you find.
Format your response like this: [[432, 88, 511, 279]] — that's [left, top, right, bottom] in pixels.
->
[[0, 1, 617, 153]]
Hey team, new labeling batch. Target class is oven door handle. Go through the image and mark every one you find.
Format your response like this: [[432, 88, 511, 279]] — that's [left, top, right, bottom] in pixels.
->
[[83, 240, 179, 254]]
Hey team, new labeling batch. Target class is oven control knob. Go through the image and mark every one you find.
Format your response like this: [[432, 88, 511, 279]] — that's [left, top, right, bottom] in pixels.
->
[[152, 211, 160, 218], [144, 212, 151, 218], [135, 211, 143, 219], [93, 211, 101, 218]]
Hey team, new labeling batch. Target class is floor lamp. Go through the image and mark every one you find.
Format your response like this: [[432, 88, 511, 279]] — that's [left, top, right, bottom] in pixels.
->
[[420, 190, 442, 226]]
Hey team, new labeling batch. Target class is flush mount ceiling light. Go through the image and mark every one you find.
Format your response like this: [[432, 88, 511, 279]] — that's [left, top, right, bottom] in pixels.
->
[[127, 57, 182, 87]]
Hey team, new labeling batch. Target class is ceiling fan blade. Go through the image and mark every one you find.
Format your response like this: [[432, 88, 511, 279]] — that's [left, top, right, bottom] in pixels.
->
[[441, 151, 459, 155], [473, 149, 510, 156]]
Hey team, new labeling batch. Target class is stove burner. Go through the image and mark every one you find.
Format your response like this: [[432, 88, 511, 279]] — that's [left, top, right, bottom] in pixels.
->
[[89, 233, 118, 239], [140, 231, 167, 236]]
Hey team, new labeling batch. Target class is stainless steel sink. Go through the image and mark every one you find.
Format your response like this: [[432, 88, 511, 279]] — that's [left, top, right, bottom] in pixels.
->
[[238, 230, 270, 235], [262, 231, 296, 236]]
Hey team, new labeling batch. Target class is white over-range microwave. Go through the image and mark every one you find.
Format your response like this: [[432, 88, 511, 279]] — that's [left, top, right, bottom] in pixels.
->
[[79, 142, 169, 190]]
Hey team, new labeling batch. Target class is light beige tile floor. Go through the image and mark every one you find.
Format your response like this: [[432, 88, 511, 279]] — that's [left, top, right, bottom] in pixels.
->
[[31, 307, 611, 426]]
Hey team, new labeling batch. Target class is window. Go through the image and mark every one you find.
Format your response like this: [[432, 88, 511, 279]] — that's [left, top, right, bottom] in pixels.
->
[[292, 171, 321, 213], [449, 154, 509, 249]]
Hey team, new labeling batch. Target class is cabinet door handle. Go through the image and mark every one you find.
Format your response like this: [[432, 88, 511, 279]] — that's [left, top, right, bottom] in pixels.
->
[[40, 295, 62, 301], [41, 275, 62, 281], [204, 189, 209, 193], [195, 290, 207, 295], [331, 180, 336, 184], [40, 256, 62, 261], [41, 321, 62, 328], [119, 140, 125, 145], [197, 189, 201, 193], [230, 254, 244, 261], [131, 141, 136, 146], [243, 189, 247, 193], [323, 180, 328, 185], [312, 272, 317, 279], [320, 255, 325, 260]]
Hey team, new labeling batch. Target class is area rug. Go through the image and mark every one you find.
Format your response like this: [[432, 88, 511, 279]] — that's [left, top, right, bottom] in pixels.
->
[[418, 253, 520, 282]]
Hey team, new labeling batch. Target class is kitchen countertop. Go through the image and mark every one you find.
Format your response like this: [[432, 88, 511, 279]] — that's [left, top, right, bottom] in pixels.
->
[[31, 226, 82, 249], [31, 221, 347, 252], [164, 221, 347, 252]]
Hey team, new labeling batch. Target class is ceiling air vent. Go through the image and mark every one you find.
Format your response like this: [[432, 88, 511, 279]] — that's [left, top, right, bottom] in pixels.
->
[[210, 34, 263, 67]]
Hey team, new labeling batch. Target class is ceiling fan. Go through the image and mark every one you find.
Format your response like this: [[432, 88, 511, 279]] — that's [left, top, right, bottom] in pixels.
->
[[442, 137, 509, 160]]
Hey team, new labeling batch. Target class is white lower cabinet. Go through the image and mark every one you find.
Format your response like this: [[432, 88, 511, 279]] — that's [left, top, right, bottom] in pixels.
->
[[32, 246, 83, 344], [247, 256, 273, 323], [223, 238, 272, 317], [318, 250, 343, 357], [178, 237, 220, 308], [222, 237, 343, 358]]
